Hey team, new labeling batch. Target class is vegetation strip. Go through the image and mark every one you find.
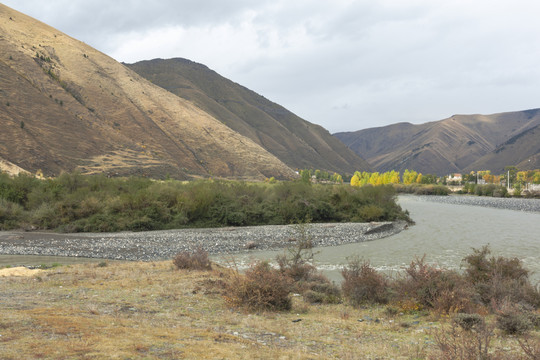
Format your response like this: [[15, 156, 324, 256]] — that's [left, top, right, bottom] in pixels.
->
[[0, 173, 410, 232]]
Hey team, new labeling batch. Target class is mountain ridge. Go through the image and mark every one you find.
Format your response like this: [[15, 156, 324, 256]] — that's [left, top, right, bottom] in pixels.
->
[[335, 109, 540, 175], [126, 58, 371, 175], [0, 4, 305, 180]]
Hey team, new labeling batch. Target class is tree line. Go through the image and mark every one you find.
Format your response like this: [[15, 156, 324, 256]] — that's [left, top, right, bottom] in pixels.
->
[[350, 169, 439, 187]]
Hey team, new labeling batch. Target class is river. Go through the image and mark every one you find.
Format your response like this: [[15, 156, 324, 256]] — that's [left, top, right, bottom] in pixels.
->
[[2, 196, 539, 283], [212, 195, 540, 282]]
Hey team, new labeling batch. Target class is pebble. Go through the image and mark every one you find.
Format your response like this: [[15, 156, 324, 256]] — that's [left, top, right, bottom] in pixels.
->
[[413, 195, 540, 213], [0, 221, 408, 261]]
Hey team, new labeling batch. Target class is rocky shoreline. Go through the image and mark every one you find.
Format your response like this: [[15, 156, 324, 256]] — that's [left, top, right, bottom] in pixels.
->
[[0, 221, 408, 262], [411, 194, 540, 213]]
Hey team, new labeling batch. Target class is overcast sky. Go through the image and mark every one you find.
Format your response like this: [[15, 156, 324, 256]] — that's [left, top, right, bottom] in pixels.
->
[[5, 1, 540, 133]]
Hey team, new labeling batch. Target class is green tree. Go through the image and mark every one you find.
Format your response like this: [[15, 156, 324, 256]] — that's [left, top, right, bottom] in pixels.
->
[[300, 169, 312, 184]]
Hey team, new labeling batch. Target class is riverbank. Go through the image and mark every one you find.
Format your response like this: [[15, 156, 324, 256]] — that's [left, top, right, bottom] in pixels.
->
[[0, 221, 408, 263], [411, 194, 540, 213]]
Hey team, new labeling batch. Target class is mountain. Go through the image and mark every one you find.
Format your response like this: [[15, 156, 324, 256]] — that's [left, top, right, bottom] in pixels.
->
[[465, 123, 540, 173], [0, 4, 298, 180], [126, 58, 371, 175], [335, 109, 540, 175]]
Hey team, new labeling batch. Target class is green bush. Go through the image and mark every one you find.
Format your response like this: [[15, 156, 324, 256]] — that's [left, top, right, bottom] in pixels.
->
[[0, 173, 411, 232], [393, 184, 450, 195], [453, 313, 485, 331], [0, 199, 24, 229], [496, 309, 534, 335]]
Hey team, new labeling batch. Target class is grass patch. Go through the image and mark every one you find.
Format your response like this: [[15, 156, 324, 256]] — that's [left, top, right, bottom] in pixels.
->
[[1, 257, 538, 359]]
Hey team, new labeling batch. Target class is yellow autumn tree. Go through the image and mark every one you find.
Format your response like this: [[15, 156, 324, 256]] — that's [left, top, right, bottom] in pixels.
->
[[350, 173, 361, 187]]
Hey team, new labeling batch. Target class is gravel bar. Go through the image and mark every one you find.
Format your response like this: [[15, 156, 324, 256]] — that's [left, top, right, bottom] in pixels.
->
[[410, 195, 540, 213], [0, 221, 408, 261]]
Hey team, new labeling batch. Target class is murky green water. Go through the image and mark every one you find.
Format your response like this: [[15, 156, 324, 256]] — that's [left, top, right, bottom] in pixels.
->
[[212, 196, 540, 283]]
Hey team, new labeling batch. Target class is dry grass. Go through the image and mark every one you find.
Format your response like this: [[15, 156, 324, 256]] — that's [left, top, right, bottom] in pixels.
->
[[0, 260, 537, 359]]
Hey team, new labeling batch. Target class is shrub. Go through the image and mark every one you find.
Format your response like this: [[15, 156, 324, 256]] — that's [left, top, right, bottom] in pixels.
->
[[517, 335, 540, 360], [357, 204, 384, 221], [276, 220, 316, 281], [0, 199, 25, 229], [173, 247, 212, 271], [463, 246, 540, 309], [341, 257, 389, 306], [393, 256, 476, 314], [495, 303, 537, 335], [453, 313, 485, 331], [225, 261, 292, 311], [496, 310, 533, 335], [0, 173, 412, 231], [276, 220, 342, 304], [302, 279, 341, 304], [432, 318, 495, 360]]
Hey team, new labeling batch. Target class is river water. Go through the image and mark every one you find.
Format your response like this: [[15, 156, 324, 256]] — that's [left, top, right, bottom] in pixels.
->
[[212, 195, 540, 283], [2, 196, 539, 283]]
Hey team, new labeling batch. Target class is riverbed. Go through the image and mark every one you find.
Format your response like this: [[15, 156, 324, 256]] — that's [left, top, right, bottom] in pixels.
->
[[211, 195, 540, 282], [1, 195, 539, 284]]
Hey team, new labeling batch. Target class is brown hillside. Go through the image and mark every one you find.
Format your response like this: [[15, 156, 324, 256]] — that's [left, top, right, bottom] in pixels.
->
[[0, 4, 295, 180], [465, 124, 540, 173], [127, 58, 371, 175], [335, 109, 540, 175]]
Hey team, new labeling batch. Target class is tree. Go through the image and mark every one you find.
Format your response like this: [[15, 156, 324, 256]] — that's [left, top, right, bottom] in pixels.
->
[[533, 170, 540, 184], [300, 169, 312, 184], [368, 172, 380, 185], [403, 169, 418, 185], [389, 171, 400, 184], [503, 166, 517, 187], [350, 174, 361, 187], [331, 173, 343, 184]]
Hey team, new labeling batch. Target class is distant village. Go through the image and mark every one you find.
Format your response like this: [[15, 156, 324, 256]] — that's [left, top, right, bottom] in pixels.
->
[[337, 168, 540, 196], [445, 169, 540, 193]]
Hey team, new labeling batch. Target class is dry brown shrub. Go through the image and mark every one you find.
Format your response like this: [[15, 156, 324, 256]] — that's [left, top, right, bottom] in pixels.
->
[[393, 255, 477, 314], [431, 318, 497, 360], [224, 261, 293, 311], [517, 335, 540, 360], [341, 257, 389, 306], [463, 246, 540, 310], [172, 247, 212, 271]]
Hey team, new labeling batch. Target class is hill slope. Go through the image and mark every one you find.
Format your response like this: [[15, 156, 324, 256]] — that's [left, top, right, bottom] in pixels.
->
[[0, 4, 295, 180], [335, 109, 540, 175], [465, 123, 540, 173], [127, 58, 371, 175]]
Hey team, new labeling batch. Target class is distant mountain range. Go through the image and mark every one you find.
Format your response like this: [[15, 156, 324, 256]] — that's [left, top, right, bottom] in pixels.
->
[[335, 109, 540, 175], [2, 4, 538, 180], [126, 58, 371, 175], [0, 4, 369, 180]]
